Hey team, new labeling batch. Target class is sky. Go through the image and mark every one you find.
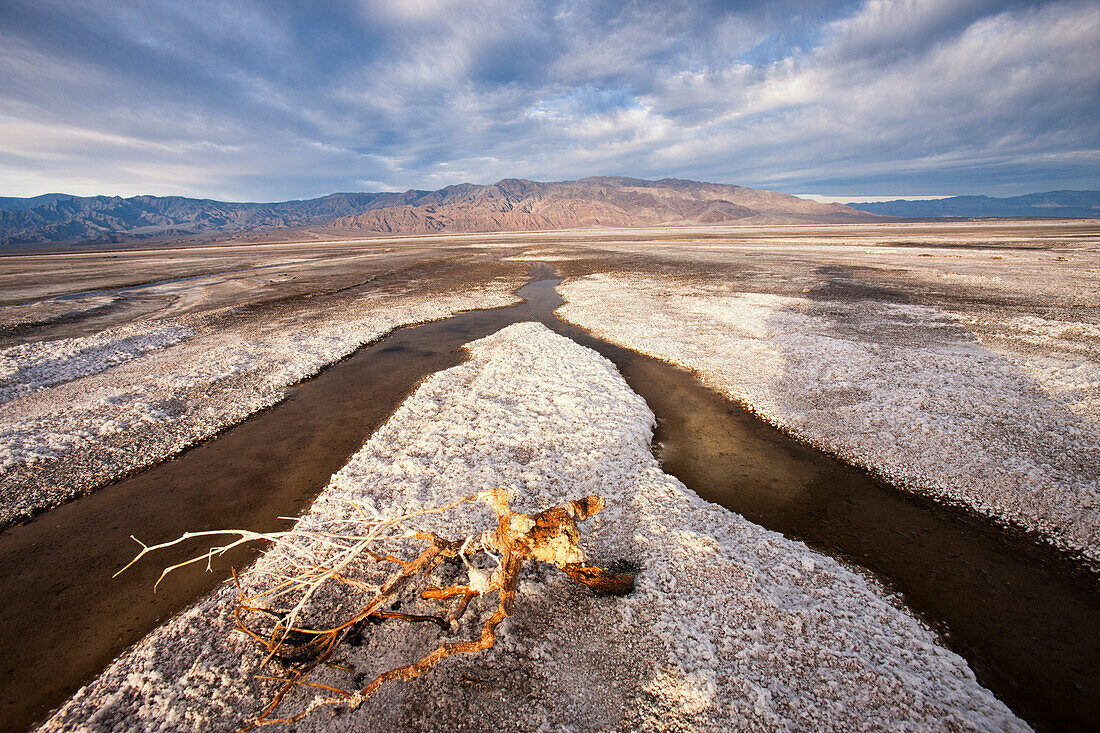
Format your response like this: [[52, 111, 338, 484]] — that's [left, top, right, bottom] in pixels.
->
[[1, 0, 1098, 202]]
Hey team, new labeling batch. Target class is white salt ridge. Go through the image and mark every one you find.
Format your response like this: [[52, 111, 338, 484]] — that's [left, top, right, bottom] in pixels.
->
[[557, 274, 1100, 562], [43, 323, 1025, 732], [0, 285, 517, 524], [0, 323, 192, 405], [0, 293, 120, 330]]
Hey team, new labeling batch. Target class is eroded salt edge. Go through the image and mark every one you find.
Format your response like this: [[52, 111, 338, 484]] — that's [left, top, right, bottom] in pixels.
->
[[0, 282, 520, 524], [557, 273, 1100, 563], [42, 323, 1025, 732]]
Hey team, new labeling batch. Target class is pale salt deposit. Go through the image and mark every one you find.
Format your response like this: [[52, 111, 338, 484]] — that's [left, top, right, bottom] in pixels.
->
[[0, 293, 121, 331], [42, 324, 1025, 732], [557, 273, 1100, 562], [0, 283, 518, 525], [0, 323, 192, 405]]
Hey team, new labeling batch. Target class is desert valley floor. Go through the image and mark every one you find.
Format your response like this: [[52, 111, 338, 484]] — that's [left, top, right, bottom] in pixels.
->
[[1, 220, 1098, 732]]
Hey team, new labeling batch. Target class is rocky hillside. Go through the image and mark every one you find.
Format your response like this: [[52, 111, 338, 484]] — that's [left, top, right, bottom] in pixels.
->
[[0, 178, 875, 247], [326, 177, 873, 233]]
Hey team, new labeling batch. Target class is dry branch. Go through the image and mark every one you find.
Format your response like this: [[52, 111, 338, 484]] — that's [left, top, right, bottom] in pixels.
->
[[122, 487, 635, 730]]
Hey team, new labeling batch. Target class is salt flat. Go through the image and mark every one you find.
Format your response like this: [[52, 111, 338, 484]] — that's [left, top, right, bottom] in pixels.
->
[[3, 221, 1096, 553], [42, 323, 1024, 732], [3, 220, 1097, 731], [0, 245, 525, 525], [545, 221, 1100, 561]]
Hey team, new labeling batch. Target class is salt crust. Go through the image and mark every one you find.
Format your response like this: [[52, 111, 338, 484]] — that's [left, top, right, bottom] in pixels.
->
[[0, 284, 518, 525], [557, 274, 1100, 562], [43, 323, 1024, 732], [0, 293, 120, 330]]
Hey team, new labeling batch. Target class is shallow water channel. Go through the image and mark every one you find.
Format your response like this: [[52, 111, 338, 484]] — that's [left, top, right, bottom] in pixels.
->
[[0, 266, 1096, 732]]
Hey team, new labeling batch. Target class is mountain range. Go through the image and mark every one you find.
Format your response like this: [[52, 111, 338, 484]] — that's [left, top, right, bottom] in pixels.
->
[[320, 177, 869, 234], [0, 177, 870, 248], [848, 190, 1100, 219], [0, 191, 403, 247], [1, 179, 1096, 249]]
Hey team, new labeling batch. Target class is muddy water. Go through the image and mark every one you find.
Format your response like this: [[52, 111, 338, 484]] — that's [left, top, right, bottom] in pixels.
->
[[0, 266, 1097, 732]]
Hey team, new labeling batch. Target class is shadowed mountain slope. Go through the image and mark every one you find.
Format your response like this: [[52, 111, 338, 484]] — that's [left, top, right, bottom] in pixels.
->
[[849, 191, 1100, 219], [0, 192, 415, 246], [0, 193, 77, 211]]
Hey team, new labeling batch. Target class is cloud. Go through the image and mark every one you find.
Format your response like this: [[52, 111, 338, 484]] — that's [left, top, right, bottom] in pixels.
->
[[0, 0, 1096, 199]]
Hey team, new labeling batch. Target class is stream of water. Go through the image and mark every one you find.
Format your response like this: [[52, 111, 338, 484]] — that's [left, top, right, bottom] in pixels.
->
[[0, 266, 1095, 732]]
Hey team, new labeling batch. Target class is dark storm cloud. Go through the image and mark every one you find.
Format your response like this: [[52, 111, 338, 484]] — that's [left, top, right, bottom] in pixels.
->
[[0, 0, 1096, 199]]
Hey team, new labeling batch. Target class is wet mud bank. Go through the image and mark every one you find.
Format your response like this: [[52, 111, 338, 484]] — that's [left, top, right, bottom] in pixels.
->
[[1, 264, 1096, 732]]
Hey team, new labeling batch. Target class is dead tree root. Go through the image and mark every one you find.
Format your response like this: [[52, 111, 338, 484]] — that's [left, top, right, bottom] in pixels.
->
[[124, 487, 635, 730]]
